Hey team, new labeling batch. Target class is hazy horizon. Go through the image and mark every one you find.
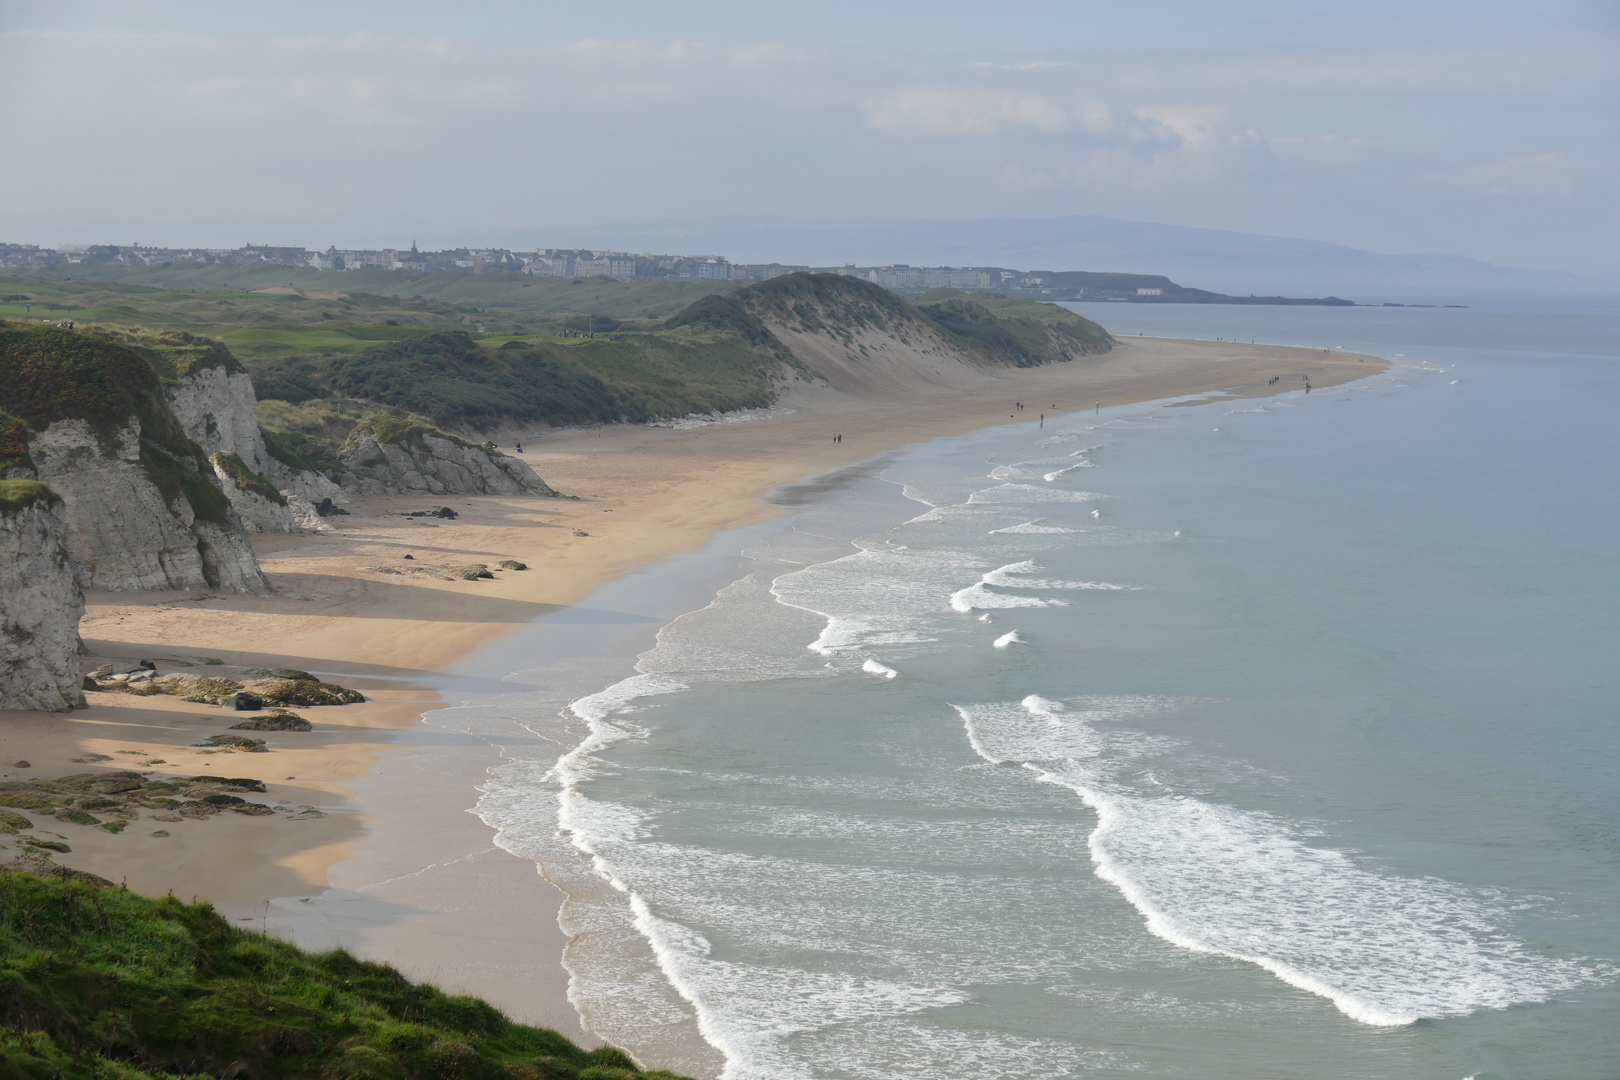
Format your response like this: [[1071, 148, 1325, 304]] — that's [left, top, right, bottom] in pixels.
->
[[2, 1, 1615, 276]]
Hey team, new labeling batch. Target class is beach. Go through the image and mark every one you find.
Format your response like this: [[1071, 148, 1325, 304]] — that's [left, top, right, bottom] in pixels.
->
[[0, 336, 1383, 1048]]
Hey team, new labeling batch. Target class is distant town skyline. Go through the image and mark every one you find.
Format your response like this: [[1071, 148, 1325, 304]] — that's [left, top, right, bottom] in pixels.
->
[[2, 1, 1615, 274]]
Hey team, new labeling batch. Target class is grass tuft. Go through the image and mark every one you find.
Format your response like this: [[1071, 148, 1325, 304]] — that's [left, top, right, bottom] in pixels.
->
[[0, 479, 60, 513]]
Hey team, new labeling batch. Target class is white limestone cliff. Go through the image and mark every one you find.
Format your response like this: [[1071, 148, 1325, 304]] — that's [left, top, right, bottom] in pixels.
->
[[336, 428, 555, 497], [24, 418, 270, 594], [0, 487, 87, 712]]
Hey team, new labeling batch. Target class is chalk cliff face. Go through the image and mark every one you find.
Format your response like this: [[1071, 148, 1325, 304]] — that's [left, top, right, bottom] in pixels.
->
[[208, 451, 295, 535], [24, 419, 270, 594], [1, 325, 272, 595], [165, 365, 296, 533], [165, 364, 274, 476], [336, 424, 555, 498], [0, 484, 86, 712]]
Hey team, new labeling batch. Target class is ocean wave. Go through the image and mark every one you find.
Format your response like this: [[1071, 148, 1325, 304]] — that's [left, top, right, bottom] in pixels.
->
[[988, 519, 1079, 535], [954, 695, 1599, 1027], [1043, 463, 1095, 482], [967, 483, 1103, 505], [950, 561, 1136, 612], [862, 658, 900, 679]]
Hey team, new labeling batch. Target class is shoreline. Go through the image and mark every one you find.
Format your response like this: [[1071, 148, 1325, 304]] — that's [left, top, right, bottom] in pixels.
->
[[0, 337, 1387, 1056]]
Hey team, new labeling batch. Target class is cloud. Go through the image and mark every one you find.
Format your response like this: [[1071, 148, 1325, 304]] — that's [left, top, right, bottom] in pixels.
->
[[866, 86, 1069, 137]]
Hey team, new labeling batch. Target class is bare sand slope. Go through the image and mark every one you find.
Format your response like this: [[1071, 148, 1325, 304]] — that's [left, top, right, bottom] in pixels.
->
[[765, 303, 994, 397]]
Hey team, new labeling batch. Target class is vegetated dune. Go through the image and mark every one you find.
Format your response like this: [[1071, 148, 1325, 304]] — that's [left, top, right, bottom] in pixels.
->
[[740, 278, 1000, 397], [666, 272, 1118, 400]]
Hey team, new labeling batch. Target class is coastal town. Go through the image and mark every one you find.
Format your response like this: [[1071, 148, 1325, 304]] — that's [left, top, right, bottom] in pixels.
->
[[0, 240, 1029, 291]]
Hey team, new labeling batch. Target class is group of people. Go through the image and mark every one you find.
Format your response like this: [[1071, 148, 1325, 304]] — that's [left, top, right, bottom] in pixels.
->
[[831, 434, 843, 443]]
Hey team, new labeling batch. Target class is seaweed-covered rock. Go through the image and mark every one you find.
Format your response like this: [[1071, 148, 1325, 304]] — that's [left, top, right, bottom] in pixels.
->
[[131, 672, 245, 704], [241, 677, 364, 706], [229, 710, 312, 732], [194, 734, 268, 752], [0, 783, 58, 814], [363, 562, 495, 582]]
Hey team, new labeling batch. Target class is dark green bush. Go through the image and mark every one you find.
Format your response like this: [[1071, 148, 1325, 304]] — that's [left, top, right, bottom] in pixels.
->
[[326, 331, 622, 428]]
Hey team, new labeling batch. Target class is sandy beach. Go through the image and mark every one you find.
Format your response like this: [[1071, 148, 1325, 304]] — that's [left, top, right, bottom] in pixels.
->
[[0, 336, 1384, 1048]]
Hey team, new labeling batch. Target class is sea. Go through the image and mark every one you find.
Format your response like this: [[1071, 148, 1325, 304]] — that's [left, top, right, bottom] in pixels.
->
[[430, 302, 1620, 1080]]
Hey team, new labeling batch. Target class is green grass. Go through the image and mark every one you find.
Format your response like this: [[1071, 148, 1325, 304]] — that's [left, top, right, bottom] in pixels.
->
[[323, 332, 623, 430], [211, 450, 287, 505], [914, 289, 1115, 366], [0, 865, 692, 1079], [216, 323, 431, 360], [0, 479, 60, 512]]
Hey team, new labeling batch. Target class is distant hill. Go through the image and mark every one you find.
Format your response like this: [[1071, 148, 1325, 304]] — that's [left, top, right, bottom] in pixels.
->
[[539, 215, 1620, 307]]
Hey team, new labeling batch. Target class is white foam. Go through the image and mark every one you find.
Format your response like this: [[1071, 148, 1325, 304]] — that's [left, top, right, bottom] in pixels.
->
[[628, 885, 968, 1080], [950, 561, 1135, 611], [982, 560, 1136, 592], [861, 658, 899, 679], [948, 582, 1067, 613], [988, 519, 1079, 535], [954, 694, 1598, 1028], [1043, 462, 1094, 482], [968, 483, 1103, 505], [993, 630, 1023, 648]]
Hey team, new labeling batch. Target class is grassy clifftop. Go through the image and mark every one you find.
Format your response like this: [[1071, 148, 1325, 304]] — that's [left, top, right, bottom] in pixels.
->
[[0, 322, 233, 523], [0, 865, 690, 1080]]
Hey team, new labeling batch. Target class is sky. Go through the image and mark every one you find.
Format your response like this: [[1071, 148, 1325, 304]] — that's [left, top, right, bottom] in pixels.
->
[[1, 1, 1616, 274]]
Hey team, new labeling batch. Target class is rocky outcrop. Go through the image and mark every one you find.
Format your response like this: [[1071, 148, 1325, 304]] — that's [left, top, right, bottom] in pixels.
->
[[0, 482, 86, 712], [210, 451, 294, 534], [23, 419, 269, 594], [165, 363, 274, 476], [0, 325, 271, 595], [163, 361, 303, 532], [336, 421, 555, 497]]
